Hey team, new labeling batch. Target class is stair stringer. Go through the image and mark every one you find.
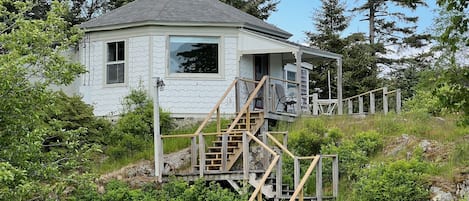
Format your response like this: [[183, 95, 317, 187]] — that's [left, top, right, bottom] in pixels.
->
[[224, 114, 265, 171]]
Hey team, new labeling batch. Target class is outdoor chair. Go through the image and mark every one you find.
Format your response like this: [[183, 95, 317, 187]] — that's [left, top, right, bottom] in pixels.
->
[[275, 83, 296, 112]]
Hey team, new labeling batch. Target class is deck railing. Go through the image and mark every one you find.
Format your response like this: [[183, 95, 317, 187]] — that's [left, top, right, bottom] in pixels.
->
[[311, 87, 401, 115], [266, 132, 339, 201]]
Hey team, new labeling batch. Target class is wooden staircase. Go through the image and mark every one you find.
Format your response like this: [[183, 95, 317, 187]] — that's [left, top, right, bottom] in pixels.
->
[[197, 111, 265, 172]]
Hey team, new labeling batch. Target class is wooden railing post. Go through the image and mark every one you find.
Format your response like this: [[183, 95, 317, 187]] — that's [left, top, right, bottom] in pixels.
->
[[217, 107, 221, 134], [294, 157, 300, 189], [276, 155, 283, 198], [332, 155, 339, 198], [283, 132, 288, 149], [262, 132, 269, 169], [312, 93, 319, 115], [243, 131, 249, 181], [358, 96, 364, 114], [264, 77, 270, 115], [246, 107, 251, 131], [191, 136, 197, 173], [316, 156, 323, 201], [221, 132, 228, 171], [370, 92, 375, 114], [348, 99, 353, 115], [198, 132, 205, 177], [383, 87, 388, 115], [235, 78, 240, 112], [396, 89, 402, 114]]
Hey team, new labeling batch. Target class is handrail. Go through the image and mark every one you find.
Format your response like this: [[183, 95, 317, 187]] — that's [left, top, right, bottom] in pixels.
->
[[226, 76, 267, 133], [266, 133, 295, 158], [289, 156, 321, 201], [194, 79, 238, 135], [245, 131, 280, 201], [269, 76, 300, 85], [343, 87, 385, 101]]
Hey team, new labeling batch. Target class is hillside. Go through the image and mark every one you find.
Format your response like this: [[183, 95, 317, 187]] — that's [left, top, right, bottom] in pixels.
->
[[277, 113, 469, 200]]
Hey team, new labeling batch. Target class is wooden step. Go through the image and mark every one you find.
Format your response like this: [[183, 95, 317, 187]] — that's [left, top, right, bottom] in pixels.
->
[[212, 140, 242, 147]]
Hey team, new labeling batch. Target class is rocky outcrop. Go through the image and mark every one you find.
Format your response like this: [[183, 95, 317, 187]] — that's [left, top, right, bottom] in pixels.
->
[[98, 148, 191, 189]]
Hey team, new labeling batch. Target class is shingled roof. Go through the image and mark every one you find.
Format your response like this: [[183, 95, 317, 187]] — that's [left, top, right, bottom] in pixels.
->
[[81, 0, 292, 39]]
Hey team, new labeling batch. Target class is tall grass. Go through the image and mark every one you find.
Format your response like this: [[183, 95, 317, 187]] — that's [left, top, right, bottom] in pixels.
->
[[94, 119, 232, 174]]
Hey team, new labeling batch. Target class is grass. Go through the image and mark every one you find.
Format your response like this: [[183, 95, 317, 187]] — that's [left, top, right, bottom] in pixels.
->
[[274, 112, 469, 199], [93, 118, 232, 174]]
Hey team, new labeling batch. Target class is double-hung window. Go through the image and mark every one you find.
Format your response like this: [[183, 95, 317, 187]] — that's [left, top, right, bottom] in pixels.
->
[[169, 36, 219, 74], [106, 41, 125, 84]]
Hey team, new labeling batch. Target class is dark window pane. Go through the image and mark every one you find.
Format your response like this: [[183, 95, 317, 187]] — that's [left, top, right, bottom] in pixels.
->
[[107, 63, 125, 84], [117, 63, 124, 83], [117, 41, 125, 61], [169, 37, 219, 74], [107, 64, 118, 84], [107, 42, 116, 62]]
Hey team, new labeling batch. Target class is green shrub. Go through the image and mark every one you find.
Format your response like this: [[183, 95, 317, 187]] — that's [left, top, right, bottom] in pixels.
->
[[352, 159, 429, 201], [289, 119, 343, 156], [321, 140, 368, 180], [352, 130, 383, 156]]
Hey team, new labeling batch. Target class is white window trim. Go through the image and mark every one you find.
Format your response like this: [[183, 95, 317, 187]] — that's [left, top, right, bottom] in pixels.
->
[[104, 40, 128, 87], [166, 35, 225, 79]]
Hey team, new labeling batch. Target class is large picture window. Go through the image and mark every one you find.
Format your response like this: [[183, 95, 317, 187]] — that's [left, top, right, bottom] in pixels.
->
[[169, 36, 219, 74], [106, 41, 125, 84]]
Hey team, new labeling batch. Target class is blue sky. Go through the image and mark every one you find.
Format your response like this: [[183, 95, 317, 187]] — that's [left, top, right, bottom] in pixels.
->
[[267, 0, 439, 43]]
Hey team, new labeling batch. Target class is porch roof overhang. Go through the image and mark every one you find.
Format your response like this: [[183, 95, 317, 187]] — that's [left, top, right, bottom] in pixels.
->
[[238, 29, 342, 61]]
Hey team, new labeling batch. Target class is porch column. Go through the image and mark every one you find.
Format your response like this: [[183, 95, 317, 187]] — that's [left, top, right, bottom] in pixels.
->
[[337, 58, 343, 115], [295, 50, 303, 115]]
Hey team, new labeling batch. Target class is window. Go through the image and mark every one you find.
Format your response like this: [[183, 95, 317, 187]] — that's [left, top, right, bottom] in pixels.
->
[[169, 36, 219, 74], [106, 41, 125, 84]]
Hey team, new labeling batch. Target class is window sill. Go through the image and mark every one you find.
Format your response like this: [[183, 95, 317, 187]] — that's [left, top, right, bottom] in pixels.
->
[[103, 83, 127, 88], [166, 73, 225, 80]]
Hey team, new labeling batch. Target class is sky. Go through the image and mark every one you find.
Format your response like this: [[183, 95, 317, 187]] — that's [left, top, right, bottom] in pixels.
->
[[267, 0, 439, 43]]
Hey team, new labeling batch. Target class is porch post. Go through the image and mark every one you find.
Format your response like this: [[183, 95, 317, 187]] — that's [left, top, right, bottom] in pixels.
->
[[295, 50, 303, 115], [337, 58, 343, 115]]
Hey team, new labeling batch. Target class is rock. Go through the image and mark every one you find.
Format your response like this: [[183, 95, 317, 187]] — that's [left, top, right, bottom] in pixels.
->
[[431, 186, 456, 201], [162, 148, 191, 174], [457, 179, 469, 198], [420, 140, 432, 152]]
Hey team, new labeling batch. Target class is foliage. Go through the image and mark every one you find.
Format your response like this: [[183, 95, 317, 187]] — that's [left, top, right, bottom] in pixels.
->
[[105, 88, 173, 159], [0, 0, 100, 199], [321, 140, 368, 180], [436, 0, 469, 52], [44, 91, 112, 145], [434, 66, 469, 126], [352, 159, 430, 201], [352, 130, 383, 156], [288, 119, 342, 156], [69, 179, 246, 201]]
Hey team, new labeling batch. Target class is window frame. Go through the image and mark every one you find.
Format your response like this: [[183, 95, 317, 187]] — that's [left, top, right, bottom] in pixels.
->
[[104, 40, 127, 86], [166, 35, 224, 79]]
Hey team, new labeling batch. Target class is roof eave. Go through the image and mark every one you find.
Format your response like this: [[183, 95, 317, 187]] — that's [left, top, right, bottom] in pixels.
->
[[81, 21, 245, 33]]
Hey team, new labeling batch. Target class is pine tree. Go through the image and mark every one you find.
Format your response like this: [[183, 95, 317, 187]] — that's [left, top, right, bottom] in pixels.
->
[[307, 0, 348, 52], [352, 0, 428, 50]]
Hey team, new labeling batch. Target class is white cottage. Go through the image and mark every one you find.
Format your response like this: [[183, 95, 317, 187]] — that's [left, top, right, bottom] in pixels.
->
[[76, 0, 343, 120]]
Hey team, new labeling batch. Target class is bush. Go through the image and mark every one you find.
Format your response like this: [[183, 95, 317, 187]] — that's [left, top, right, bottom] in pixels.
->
[[289, 119, 343, 156], [321, 140, 368, 180], [352, 130, 383, 156], [352, 159, 429, 201]]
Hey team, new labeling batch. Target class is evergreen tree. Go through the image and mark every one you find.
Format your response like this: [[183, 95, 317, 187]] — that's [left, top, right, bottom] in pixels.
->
[[306, 0, 348, 99], [352, 0, 428, 48]]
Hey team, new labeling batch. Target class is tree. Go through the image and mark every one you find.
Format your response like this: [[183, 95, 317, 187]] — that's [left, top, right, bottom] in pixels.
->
[[0, 1, 96, 199], [352, 0, 428, 48], [307, 0, 348, 52], [306, 0, 349, 98], [219, 0, 279, 20], [436, 0, 469, 51]]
